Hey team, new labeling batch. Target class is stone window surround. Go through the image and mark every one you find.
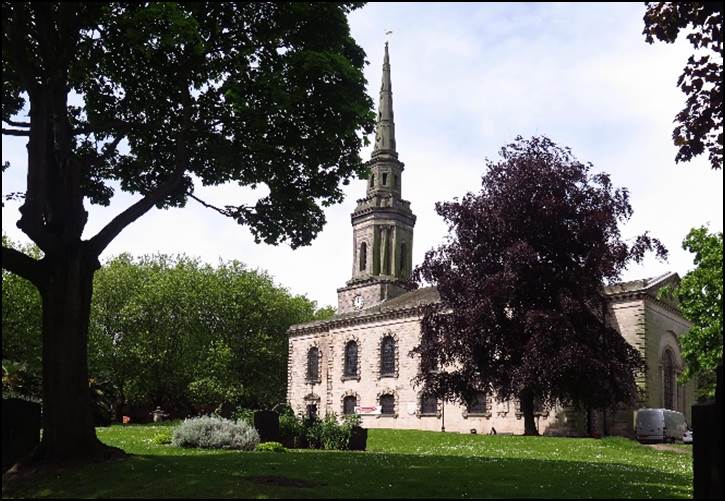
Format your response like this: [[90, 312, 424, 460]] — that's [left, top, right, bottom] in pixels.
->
[[416, 391, 442, 418], [377, 331, 399, 379], [357, 239, 370, 273], [305, 343, 323, 385], [341, 390, 360, 416], [496, 400, 510, 417], [302, 392, 321, 418], [660, 344, 682, 411], [462, 392, 493, 419], [376, 388, 398, 418], [341, 335, 362, 382]]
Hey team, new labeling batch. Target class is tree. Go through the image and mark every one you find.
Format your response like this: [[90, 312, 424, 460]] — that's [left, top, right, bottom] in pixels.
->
[[643, 2, 723, 170], [2, 234, 42, 392], [661, 226, 723, 397], [1, 2, 374, 464], [414, 136, 667, 435]]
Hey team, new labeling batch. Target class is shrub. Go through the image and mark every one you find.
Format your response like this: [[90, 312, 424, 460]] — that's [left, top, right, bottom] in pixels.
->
[[233, 407, 255, 425], [303, 416, 324, 449], [279, 412, 303, 448], [321, 414, 350, 450], [171, 415, 260, 450], [255, 441, 287, 453], [151, 430, 172, 445]]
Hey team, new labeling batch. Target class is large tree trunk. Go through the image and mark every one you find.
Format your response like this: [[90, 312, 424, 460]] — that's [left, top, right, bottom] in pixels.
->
[[34, 245, 121, 463], [520, 388, 539, 436]]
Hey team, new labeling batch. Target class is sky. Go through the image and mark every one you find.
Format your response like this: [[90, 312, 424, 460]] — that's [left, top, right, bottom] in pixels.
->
[[2, 2, 723, 309]]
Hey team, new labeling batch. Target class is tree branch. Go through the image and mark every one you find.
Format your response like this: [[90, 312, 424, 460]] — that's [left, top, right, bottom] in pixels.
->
[[187, 192, 253, 218], [2, 128, 31, 136], [1, 245, 45, 288], [87, 168, 186, 257], [88, 95, 194, 256], [3, 119, 31, 128]]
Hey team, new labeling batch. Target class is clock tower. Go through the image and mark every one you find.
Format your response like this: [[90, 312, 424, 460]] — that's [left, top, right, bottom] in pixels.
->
[[337, 42, 416, 314]]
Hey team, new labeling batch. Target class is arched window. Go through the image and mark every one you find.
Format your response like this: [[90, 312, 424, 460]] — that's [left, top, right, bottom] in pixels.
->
[[343, 395, 357, 415], [399, 243, 407, 274], [380, 394, 395, 415], [359, 242, 367, 272], [307, 347, 320, 382], [420, 394, 438, 415], [344, 341, 358, 377], [370, 174, 375, 187], [467, 391, 487, 415], [380, 336, 396, 376], [663, 349, 675, 410]]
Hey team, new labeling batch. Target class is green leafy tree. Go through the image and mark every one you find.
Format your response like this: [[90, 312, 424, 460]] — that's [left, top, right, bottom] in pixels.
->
[[664, 226, 723, 397], [643, 2, 723, 170], [1, 235, 42, 388], [2, 2, 373, 463], [89, 253, 322, 414]]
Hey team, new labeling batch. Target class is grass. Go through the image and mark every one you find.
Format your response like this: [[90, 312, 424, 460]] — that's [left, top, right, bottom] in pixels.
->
[[2, 424, 692, 498]]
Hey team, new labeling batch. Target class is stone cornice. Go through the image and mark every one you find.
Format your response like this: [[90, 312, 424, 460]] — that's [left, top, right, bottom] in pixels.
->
[[292, 274, 686, 337], [288, 301, 441, 337]]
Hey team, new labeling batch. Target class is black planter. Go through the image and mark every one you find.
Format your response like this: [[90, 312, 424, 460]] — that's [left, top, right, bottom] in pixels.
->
[[2, 398, 41, 472], [253, 410, 280, 443], [348, 426, 367, 451]]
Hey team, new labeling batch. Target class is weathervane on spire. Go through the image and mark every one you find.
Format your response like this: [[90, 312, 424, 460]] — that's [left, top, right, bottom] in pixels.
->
[[385, 30, 393, 43]]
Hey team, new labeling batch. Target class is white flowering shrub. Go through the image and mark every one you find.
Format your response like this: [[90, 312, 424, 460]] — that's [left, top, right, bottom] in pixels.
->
[[171, 415, 260, 450]]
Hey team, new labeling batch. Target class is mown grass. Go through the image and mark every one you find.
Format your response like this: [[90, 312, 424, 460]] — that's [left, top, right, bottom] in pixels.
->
[[2, 425, 692, 498]]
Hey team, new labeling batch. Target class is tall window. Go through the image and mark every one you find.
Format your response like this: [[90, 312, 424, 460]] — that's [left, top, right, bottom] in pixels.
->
[[663, 349, 675, 410], [307, 347, 320, 381], [380, 336, 396, 376], [380, 394, 395, 415], [382, 173, 388, 186], [421, 394, 438, 415], [359, 242, 367, 272], [467, 391, 487, 415], [399, 243, 407, 274], [370, 174, 375, 187], [344, 341, 358, 377], [343, 395, 357, 415], [306, 404, 318, 420]]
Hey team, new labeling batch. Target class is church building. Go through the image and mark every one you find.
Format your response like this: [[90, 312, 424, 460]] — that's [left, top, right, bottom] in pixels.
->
[[286, 43, 695, 436]]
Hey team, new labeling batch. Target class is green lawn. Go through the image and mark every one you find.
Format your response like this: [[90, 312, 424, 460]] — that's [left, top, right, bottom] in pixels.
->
[[2, 425, 692, 498]]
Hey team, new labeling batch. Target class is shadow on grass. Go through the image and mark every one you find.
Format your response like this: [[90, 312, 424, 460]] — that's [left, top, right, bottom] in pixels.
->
[[1, 450, 692, 499]]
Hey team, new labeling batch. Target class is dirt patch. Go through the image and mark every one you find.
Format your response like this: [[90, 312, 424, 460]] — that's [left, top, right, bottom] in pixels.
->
[[243, 475, 322, 488], [645, 443, 691, 454]]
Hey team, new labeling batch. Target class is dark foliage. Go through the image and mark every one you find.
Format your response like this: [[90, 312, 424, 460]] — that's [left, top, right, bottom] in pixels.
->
[[414, 136, 667, 434], [1, 2, 373, 463], [643, 2, 723, 170]]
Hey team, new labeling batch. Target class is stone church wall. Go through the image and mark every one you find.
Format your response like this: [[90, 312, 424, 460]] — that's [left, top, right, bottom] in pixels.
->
[[289, 292, 696, 435]]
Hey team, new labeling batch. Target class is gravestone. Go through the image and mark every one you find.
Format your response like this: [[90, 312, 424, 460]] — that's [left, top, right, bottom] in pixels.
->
[[348, 426, 367, 451], [2, 398, 41, 472], [693, 365, 722, 499], [253, 410, 280, 443]]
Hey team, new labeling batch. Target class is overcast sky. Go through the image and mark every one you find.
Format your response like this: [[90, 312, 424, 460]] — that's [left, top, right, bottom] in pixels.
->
[[2, 2, 723, 309]]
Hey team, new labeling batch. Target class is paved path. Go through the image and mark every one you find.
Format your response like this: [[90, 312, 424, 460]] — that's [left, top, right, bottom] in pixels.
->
[[645, 443, 692, 454]]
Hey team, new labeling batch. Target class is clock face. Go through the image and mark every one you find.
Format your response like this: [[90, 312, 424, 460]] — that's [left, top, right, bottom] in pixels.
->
[[353, 294, 364, 310]]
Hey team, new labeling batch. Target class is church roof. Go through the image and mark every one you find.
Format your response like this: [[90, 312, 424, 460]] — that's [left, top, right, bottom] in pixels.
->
[[602, 271, 679, 296], [289, 286, 439, 335], [289, 272, 681, 336]]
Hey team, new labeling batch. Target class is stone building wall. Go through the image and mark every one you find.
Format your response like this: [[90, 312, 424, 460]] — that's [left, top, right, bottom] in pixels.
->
[[643, 299, 694, 422]]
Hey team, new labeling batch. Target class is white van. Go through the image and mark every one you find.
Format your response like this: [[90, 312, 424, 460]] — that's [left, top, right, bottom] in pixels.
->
[[635, 408, 688, 443]]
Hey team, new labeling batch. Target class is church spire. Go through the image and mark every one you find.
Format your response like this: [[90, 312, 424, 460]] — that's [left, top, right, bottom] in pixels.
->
[[372, 41, 397, 159]]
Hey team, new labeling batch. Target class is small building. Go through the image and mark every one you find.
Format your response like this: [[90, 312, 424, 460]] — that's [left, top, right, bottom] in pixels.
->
[[286, 43, 694, 436]]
